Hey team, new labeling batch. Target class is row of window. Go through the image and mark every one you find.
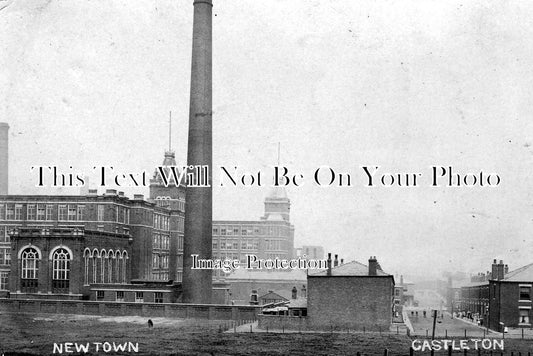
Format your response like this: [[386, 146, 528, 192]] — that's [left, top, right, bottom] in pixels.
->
[[213, 225, 289, 237], [152, 234, 170, 250], [20, 247, 71, 293], [83, 249, 129, 285], [0, 203, 131, 223], [154, 197, 185, 212], [96, 290, 164, 303], [153, 214, 170, 231], [151, 253, 169, 271], [212, 238, 284, 252], [150, 272, 169, 281]]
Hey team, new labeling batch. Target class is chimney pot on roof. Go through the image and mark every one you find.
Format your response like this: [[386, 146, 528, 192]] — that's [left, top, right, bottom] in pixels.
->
[[369, 256, 378, 276], [334, 254, 339, 267]]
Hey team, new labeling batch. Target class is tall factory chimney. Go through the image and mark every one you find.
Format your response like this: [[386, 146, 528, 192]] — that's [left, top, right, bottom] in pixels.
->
[[182, 0, 213, 303], [0, 123, 9, 195]]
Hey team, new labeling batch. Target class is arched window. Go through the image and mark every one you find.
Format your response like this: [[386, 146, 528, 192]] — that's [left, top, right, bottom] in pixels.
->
[[20, 247, 40, 293], [107, 250, 115, 284], [92, 249, 99, 284], [83, 249, 91, 286], [52, 247, 71, 293], [122, 251, 128, 283], [100, 250, 107, 283]]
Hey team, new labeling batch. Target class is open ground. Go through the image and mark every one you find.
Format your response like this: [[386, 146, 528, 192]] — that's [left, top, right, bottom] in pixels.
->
[[1, 312, 532, 355]]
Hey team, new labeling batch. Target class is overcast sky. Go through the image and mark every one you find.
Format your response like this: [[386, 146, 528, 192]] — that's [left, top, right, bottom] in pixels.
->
[[1, 0, 533, 280]]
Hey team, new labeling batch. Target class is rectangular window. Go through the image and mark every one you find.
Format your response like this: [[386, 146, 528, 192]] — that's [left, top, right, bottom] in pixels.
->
[[97, 205, 105, 221], [0, 271, 8, 290], [135, 292, 144, 303], [96, 290, 105, 301], [213, 227, 218, 235], [68, 205, 77, 221], [0, 204, 4, 220], [6, 205, 14, 220], [36, 204, 45, 220], [27, 204, 36, 220], [77, 205, 85, 221], [14, 205, 23, 220], [520, 286, 531, 300], [116, 291, 124, 302], [154, 292, 163, 303], [46, 205, 53, 220], [519, 309, 530, 325], [58, 205, 68, 221], [212, 241, 218, 250]]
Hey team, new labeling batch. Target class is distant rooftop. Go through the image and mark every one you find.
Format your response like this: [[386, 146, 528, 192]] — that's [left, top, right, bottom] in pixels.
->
[[503, 262, 533, 282], [309, 260, 390, 277]]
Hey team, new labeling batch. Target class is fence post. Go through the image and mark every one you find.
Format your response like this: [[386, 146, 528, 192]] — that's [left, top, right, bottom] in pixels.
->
[[464, 348, 468, 356], [522, 328, 524, 339], [464, 329, 467, 338], [409, 347, 414, 356], [448, 346, 452, 356], [384, 349, 389, 356], [250, 324, 252, 333], [445, 329, 447, 338]]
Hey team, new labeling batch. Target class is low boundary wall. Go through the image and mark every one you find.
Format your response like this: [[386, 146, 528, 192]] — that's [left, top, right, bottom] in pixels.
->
[[0, 298, 260, 321]]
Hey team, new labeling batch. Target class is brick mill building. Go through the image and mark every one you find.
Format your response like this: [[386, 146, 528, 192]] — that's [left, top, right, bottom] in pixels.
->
[[0, 150, 186, 303], [211, 186, 295, 281]]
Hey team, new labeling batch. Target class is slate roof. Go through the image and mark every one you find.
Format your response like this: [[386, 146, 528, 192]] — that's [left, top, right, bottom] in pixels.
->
[[503, 262, 533, 282], [309, 260, 390, 277]]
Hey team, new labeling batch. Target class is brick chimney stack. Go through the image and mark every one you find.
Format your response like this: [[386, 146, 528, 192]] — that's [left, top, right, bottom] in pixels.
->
[[369, 256, 378, 276], [327, 253, 332, 276], [491, 259, 505, 280], [182, 0, 214, 304], [0, 122, 9, 195]]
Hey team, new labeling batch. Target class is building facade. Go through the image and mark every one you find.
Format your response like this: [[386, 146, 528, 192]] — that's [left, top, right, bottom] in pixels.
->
[[0, 160, 184, 300], [459, 259, 533, 330], [307, 256, 395, 331], [211, 187, 295, 280]]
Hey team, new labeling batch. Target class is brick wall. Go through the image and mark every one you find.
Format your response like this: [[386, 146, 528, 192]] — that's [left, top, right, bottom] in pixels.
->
[[307, 276, 393, 331], [0, 298, 260, 321]]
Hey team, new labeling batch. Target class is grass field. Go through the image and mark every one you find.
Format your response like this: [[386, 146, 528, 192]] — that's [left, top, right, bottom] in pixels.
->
[[0, 312, 532, 355]]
